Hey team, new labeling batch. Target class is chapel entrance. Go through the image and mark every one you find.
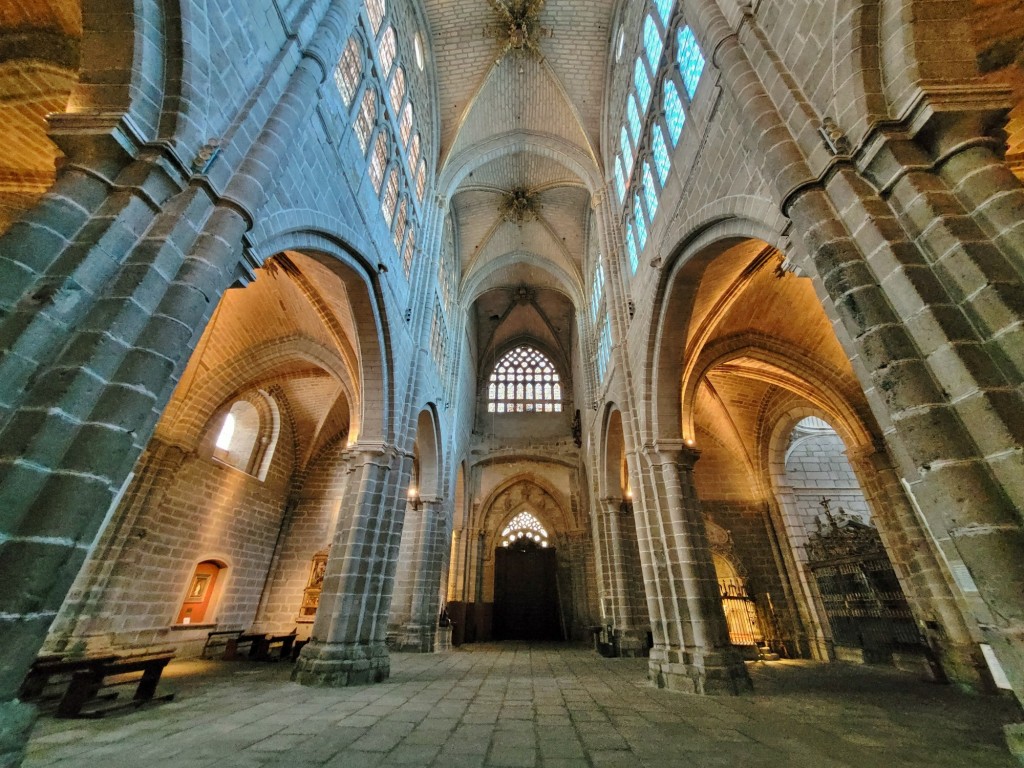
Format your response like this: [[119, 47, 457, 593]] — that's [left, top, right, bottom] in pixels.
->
[[493, 541, 563, 641]]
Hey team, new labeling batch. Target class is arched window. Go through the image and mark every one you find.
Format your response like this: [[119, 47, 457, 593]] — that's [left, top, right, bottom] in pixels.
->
[[403, 229, 415, 276], [176, 560, 226, 625], [382, 167, 400, 224], [416, 159, 427, 200], [652, 124, 670, 183], [663, 80, 685, 145], [408, 134, 421, 170], [369, 131, 388, 192], [642, 160, 658, 218], [500, 511, 550, 548], [619, 125, 633, 172], [366, 0, 386, 35], [392, 197, 408, 249], [653, 0, 674, 26], [379, 26, 397, 75], [613, 156, 626, 201], [634, 58, 652, 111], [626, 95, 641, 144], [677, 25, 705, 98], [643, 15, 663, 68], [633, 194, 648, 247], [487, 345, 563, 413], [213, 400, 260, 471], [355, 89, 377, 153], [399, 102, 413, 146], [626, 221, 638, 272], [334, 36, 362, 107], [390, 67, 407, 114]]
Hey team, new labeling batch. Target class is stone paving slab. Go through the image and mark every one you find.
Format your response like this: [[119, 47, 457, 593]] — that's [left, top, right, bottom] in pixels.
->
[[23, 644, 1021, 768]]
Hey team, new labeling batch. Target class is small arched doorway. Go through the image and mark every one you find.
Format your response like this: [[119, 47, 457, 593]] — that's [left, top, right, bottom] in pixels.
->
[[493, 511, 563, 641]]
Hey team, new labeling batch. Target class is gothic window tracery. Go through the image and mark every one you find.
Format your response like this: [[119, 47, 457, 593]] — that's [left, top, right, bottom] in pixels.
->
[[403, 229, 415, 276], [652, 124, 670, 183], [393, 197, 408, 250], [366, 0, 386, 35], [335, 36, 362, 107], [416, 159, 427, 200], [369, 131, 388, 192], [355, 89, 377, 153], [663, 80, 684, 145], [677, 26, 705, 98], [487, 346, 563, 413], [379, 26, 397, 75], [382, 168, 400, 224], [390, 66, 406, 112], [642, 161, 658, 219], [500, 511, 550, 548]]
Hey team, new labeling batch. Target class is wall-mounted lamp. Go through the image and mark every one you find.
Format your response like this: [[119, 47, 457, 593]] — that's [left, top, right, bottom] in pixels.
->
[[685, 438, 695, 447], [407, 485, 422, 510]]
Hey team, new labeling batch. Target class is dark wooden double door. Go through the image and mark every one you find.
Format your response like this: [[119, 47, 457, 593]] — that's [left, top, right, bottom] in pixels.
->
[[493, 544, 563, 641]]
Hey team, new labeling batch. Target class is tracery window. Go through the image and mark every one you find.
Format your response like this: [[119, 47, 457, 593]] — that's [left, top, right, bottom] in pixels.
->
[[389, 66, 406, 112], [677, 26, 705, 98], [653, 0, 674, 25], [403, 229, 415, 276], [619, 126, 633, 173], [399, 102, 413, 147], [663, 80, 684, 145], [392, 197, 408, 250], [382, 168, 399, 224], [408, 134, 421, 170], [652, 125, 670, 183], [626, 222, 639, 273], [633, 194, 648, 249], [416, 159, 427, 200], [634, 58, 652, 111], [334, 36, 362, 107], [642, 161, 658, 219], [643, 16, 663, 69], [590, 252, 605, 321], [595, 315, 612, 382], [487, 346, 563, 413], [366, 0, 386, 35], [379, 27, 397, 75], [500, 511, 550, 548], [627, 96, 641, 144], [369, 131, 388, 192], [613, 156, 626, 202], [355, 89, 377, 153]]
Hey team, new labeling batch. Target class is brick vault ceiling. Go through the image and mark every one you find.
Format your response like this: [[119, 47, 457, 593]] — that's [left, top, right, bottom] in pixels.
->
[[423, 0, 614, 304]]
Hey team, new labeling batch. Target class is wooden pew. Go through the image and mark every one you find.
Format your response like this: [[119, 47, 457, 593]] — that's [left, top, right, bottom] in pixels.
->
[[56, 651, 176, 718], [252, 630, 297, 662], [201, 629, 243, 659], [20, 654, 119, 702], [222, 632, 265, 660]]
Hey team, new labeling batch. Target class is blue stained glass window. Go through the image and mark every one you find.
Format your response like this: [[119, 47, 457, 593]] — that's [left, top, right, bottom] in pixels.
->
[[653, 0, 674, 26], [620, 125, 633, 172], [634, 58, 651, 111], [590, 254, 605, 321], [643, 16, 663, 70], [663, 81, 685, 145], [596, 316, 612, 381], [614, 156, 626, 201], [643, 162, 658, 219], [627, 95, 641, 144], [626, 223, 638, 273], [634, 195, 648, 249], [652, 125, 670, 184], [677, 26, 705, 99]]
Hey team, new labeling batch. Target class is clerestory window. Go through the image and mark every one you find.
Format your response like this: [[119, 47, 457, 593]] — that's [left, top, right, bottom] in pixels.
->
[[487, 346, 563, 413]]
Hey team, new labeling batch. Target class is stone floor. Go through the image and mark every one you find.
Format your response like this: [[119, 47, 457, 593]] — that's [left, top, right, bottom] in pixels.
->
[[23, 643, 1022, 768]]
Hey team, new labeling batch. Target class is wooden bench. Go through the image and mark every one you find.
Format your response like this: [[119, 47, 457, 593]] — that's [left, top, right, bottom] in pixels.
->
[[56, 651, 176, 718], [252, 630, 297, 662], [202, 629, 242, 659], [222, 633, 265, 660], [20, 654, 119, 702]]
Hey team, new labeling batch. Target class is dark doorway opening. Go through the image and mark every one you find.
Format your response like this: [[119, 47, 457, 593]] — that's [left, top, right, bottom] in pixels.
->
[[493, 541, 563, 640]]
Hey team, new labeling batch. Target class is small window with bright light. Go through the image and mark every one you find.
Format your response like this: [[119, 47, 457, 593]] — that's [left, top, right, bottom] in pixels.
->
[[501, 511, 550, 548], [215, 413, 235, 450]]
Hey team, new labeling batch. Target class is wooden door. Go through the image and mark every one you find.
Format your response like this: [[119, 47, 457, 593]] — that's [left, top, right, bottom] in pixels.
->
[[493, 544, 562, 640]]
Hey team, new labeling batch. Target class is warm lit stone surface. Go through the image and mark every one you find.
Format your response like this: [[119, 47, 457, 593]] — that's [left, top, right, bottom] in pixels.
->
[[24, 645, 1019, 768]]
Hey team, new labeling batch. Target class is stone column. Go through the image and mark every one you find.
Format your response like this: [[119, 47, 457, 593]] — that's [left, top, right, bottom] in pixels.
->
[[595, 498, 646, 655], [639, 443, 750, 694], [293, 443, 407, 686], [396, 498, 450, 652]]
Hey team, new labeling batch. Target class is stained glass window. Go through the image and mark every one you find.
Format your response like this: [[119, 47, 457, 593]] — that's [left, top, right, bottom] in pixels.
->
[[643, 16, 663, 70], [334, 36, 362, 107], [408, 134, 421, 171], [382, 168, 399, 224], [626, 222, 638, 273], [663, 80, 685, 145], [620, 125, 633, 172], [379, 27, 397, 76], [416, 159, 426, 200], [590, 252, 604, 321], [677, 26, 705, 99], [355, 89, 377, 153], [390, 66, 406, 112], [653, 0, 674, 26], [634, 58, 652, 111], [627, 95, 641, 144], [369, 131, 387, 191], [399, 102, 413, 147], [652, 124, 670, 184], [500, 511, 550, 548], [392, 197, 407, 249], [634, 194, 648, 249], [595, 315, 612, 382], [642, 161, 659, 219], [403, 228, 415, 276], [613, 156, 626, 202], [487, 346, 562, 413], [366, 0, 386, 34]]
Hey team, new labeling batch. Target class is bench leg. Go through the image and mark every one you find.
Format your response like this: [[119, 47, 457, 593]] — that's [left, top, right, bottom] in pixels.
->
[[133, 665, 166, 702], [56, 674, 102, 718]]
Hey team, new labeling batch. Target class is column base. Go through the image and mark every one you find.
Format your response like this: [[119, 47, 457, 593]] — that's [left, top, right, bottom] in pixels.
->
[[648, 645, 752, 695], [614, 629, 650, 658], [292, 641, 390, 687], [0, 699, 37, 768], [389, 624, 437, 653]]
